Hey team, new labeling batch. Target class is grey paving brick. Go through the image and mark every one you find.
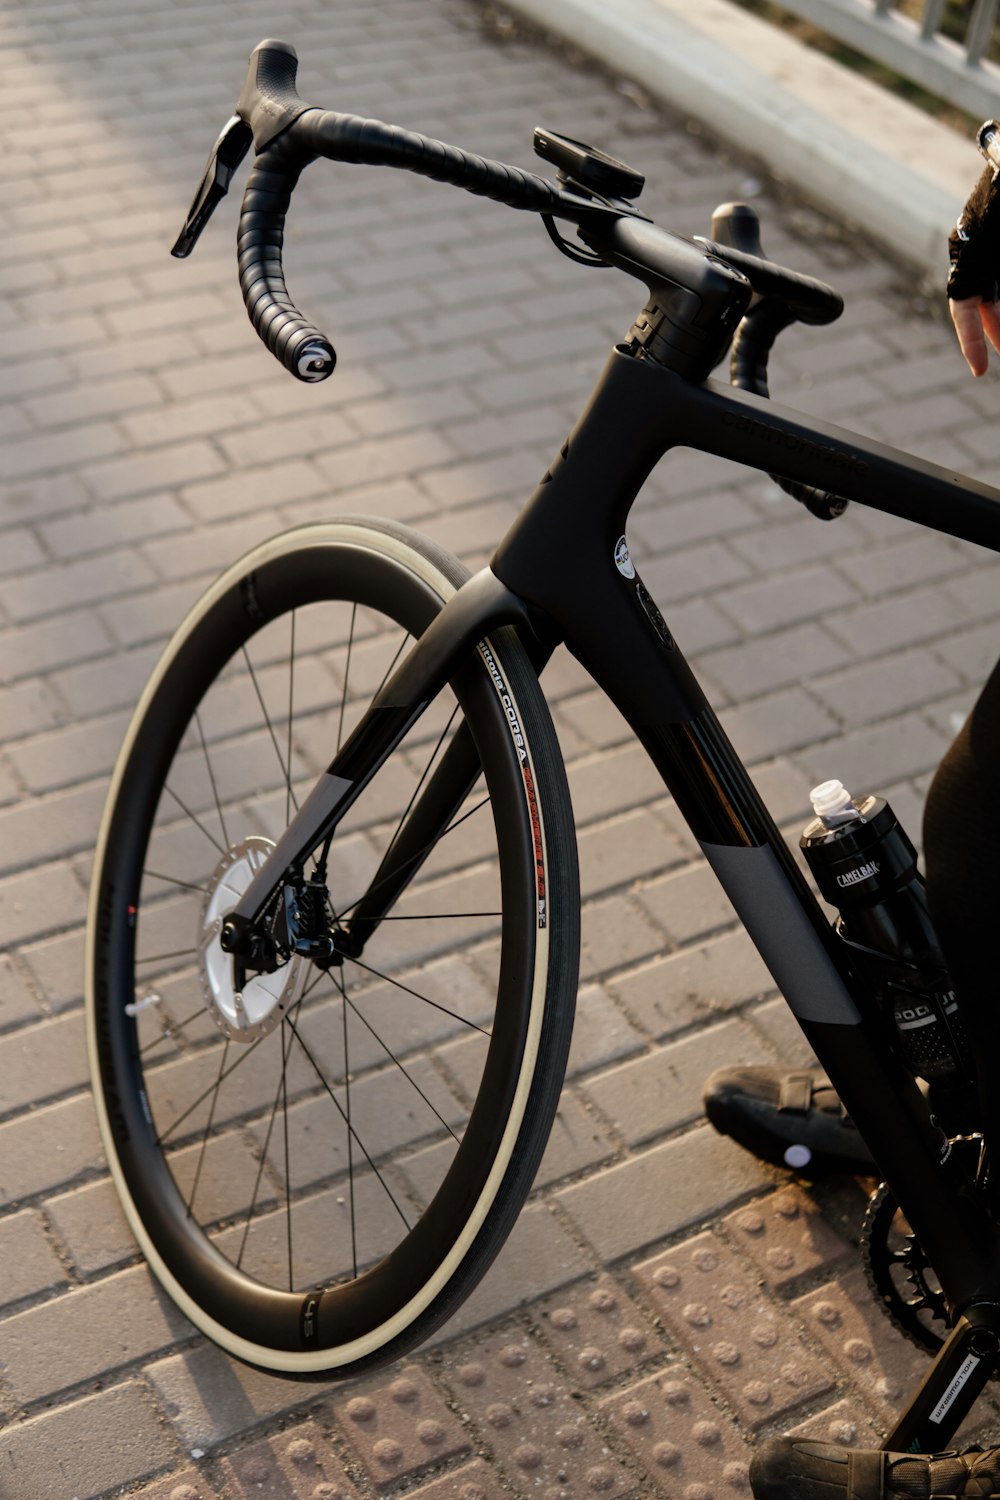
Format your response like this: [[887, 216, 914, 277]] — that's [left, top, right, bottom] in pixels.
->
[[6, 709, 130, 794], [0, 1209, 69, 1309], [635, 862, 738, 947], [0, 676, 65, 743], [0, 1093, 105, 1207], [700, 623, 854, 703], [579, 892, 665, 982], [0, 1381, 178, 1500], [796, 711, 951, 795], [0, 863, 87, 947], [428, 1202, 591, 1342], [721, 685, 839, 761], [721, 565, 859, 636], [83, 440, 227, 503], [810, 648, 961, 727], [0, 547, 159, 625], [556, 1126, 769, 1262], [0, 1010, 89, 1119], [40, 493, 189, 561], [19, 925, 88, 1011], [316, 429, 459, 494], [829, 584, 970, 656], [147, 1343, 331, 1451], [0, 1263, 191, 1405], [565, 982, 646, 1079], [533, 1091, 617, 1189], [180, 459, 328, 521], [583, 1019, 770, 1150], [0, 607, 114, 685], [0, 956, 43, 1031], [46, 1175, 138, 1278]]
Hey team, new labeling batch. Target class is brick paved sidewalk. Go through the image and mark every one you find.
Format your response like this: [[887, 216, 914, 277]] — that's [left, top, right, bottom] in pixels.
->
[[3, 0, 1000, 1495]]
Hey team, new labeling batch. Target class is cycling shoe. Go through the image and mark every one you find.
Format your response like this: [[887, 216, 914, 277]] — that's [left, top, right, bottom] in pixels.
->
[[750, 1436, 998, 1498], [702, 1064, 875, 1176]]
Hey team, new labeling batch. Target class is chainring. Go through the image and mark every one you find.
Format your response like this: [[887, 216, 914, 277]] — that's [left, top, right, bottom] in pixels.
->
[[861, 1181, 951, 1357]]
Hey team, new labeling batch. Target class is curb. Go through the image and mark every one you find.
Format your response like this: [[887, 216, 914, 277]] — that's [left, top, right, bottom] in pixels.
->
[[507, 0, 976, 281]]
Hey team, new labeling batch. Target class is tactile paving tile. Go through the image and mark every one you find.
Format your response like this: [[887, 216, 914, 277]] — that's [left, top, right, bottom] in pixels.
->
[[600, 1365, 752, 1495], [792, 1272, 927, 1420], [330, 1366, 470, 1491], [405, 1457, 509, 1499], [634, 1232, 834, 1427], [786, 1396, 884, 1449], [131, 1471, 216, 1500], [724, 1186, 850, 1291], [219, 1437, 299, 1498], [273, 1420, 362, 1497], [446, 1331, 635, 1496], [536, 1275, 664, 1388]]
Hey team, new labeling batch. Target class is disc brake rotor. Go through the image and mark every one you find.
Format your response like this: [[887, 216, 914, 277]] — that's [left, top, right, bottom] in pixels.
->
[[199, 835, 305, 1043]]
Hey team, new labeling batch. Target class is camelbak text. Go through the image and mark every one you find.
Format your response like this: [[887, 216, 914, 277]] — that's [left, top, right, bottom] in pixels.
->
[[837, 860, 880, 888]]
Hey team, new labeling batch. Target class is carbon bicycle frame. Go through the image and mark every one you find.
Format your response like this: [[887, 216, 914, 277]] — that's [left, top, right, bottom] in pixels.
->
[[232, 341, 1000, 1449]]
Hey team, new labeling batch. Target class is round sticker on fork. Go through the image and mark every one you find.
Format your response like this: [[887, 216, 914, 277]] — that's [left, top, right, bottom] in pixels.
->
[[614, 535, 635, 578]]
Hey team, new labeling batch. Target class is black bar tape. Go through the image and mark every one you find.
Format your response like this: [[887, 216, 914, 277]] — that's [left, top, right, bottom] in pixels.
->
[[730, 300, 847, 521], [238, 137, 336, 383], [700, 238, 843, 326], [296, 110, 563, 213]]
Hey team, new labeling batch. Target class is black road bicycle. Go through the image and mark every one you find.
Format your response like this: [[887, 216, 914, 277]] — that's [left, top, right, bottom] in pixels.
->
[[85, 40, 1000, 1449]]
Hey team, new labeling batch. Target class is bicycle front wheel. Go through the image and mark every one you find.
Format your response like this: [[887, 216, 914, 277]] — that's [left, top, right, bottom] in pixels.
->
[[86, 517, 579, 1377]]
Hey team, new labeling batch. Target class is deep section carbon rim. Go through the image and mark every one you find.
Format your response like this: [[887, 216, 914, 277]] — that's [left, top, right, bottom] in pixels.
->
[[87, 521, 576, 1374]]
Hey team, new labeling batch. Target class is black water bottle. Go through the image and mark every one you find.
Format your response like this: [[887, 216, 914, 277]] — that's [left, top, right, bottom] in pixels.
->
[[800, 780, 974, 1120]]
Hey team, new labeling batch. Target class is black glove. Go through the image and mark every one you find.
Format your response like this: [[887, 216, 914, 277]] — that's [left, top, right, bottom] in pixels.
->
[[948, 126, 1000, 303]]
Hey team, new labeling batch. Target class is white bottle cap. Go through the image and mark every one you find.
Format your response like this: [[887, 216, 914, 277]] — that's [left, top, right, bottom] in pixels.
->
[[810, 779, 854, 820]]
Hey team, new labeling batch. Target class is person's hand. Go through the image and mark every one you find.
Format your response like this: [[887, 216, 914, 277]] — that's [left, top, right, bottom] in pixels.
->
[[950, 294, 1000, 376]]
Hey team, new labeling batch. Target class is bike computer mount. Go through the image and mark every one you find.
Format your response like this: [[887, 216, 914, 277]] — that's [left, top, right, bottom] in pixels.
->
[[533, 128, 644, 203]]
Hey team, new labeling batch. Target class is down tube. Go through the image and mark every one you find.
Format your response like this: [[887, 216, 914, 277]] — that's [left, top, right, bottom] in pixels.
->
[[637, 698, 1000, 1298]]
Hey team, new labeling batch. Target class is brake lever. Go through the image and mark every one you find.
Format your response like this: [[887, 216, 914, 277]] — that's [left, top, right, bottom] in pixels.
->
[[171, 114, 253, 258]]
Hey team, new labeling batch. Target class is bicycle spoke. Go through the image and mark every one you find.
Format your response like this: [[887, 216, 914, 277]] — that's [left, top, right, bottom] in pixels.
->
[[282, 1021, 293, 1291], [285, 611, 296, 827], [241, 644, 299, 816], [343, 952, 491, 1036], [284, 1012, 411, 1231], [336, 795, 491, 925], [155, 1030, 269, 1146], [185, 1038, 230, 1218], [336, 603, 356, 756], [164, 783, 226, 855], [343, 990, 461, 1145], [236, 1001, 302, 1271], [195, 709, 229, 848], [334, 967, 358, 1279], [380, 700, 461, 868], [139, 1005, 206, 1056], [136, 948, 197, 966], [142, 870, 208, 895]]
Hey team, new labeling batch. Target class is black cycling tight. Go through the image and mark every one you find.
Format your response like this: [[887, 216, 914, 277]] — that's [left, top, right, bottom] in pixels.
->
[[924, 655, 1000, 1134]]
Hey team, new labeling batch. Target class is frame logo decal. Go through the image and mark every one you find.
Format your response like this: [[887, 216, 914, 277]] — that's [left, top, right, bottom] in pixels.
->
[[478, 642, 547, 928], [721, 409, 869, 475], [614, 536, 636, 578]]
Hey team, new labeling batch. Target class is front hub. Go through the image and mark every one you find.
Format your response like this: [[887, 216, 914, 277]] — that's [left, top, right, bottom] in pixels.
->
[[199, 836, 306, 1042]]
